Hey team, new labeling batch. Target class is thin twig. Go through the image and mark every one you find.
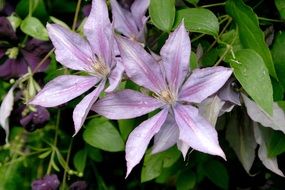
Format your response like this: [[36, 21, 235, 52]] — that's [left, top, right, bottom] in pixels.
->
[[72, 0, 83, 31]]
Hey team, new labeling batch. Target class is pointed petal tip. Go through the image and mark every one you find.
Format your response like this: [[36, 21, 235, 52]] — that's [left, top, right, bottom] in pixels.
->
[[125, 166, 132, 179]]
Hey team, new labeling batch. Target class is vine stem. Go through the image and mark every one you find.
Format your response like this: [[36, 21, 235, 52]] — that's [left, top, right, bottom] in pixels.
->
[[32, 48, 55, 75], [258, 17, 284, 23], [60, 139, 73, 190], [206, 17, 232, 53], [72, 0, 83, 31], [46, 110, 60, 175], [201, 2, 226, 8], [214, 25, 238, 66]]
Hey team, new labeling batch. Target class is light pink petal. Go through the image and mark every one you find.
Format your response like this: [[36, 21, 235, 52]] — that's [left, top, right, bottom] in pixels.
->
[[84, 0, 113, 66], [0, 84, 16, 142], [111, 0, 138, 38], [116, 36, 166, 93], [46, 24, 93, 71], [131, 0, 150, 28], [125, 108, 168, 177], [92, 89, 164, 119], [177, 140, 190, 159], [73, 81, 105, 136], [179, 66, 232, 103], [105, 59, 124, 92], [160, 22, 191, 93], [174, 104, 226, 159], [152, 115, 179, 154], [30, 75, 100, 107]]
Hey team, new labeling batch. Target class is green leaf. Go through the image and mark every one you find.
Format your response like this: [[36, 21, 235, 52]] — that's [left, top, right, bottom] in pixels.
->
[[16, 0, 48, 19], [176, 170, 196, 190], [20, 16, 49, 41], [175, 8, 219, 36], [226, 0, 277, 79], [50, 16, 70, 29], [118, 119, 135, 142], [185, 0, 199, 6], [268, 130, 285, 157], [190, 51, 198, 70], [73, 149, 87, 173], [7, 14, 22, 31], [202, 160, 229, 190], [83, 117, 124, 152], [141, 147, 180, 182], [275, 0, 285, 19], [271, 32, 285, 89], [228, 49, 273, 115], [86, 145, 103, 162], [149, 0, 175, 32]]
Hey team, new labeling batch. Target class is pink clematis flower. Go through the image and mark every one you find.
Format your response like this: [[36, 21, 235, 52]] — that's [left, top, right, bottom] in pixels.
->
[[92, 22, 233, 177], [110, 0, 149, 42], [30, 0, 124, 135]]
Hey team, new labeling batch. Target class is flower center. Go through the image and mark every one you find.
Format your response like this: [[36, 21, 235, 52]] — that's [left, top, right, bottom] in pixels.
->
[[6, 47, 19, 59], [159, 89, 176, 104], [92, 58, 110, 78]]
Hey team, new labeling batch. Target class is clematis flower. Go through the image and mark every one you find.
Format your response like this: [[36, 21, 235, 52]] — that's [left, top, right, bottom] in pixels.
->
[[29, 0, 123, 135], [110, 0, 149, 42], [92, 22, 233, 176], [0, 17, 52, 79]]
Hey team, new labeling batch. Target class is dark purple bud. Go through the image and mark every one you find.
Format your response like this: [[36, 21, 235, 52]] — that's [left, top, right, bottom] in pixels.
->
[[32, 106, 50, 125], [69, 181, 88, 190], [32, 174, 60, 190], [20, 106, 50, 132]]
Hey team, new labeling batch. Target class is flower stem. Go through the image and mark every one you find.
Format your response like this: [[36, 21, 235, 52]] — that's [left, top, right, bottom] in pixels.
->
[[46, 110, 60, 175], [28, 0, 33, 16], [60, 139, 73, 190], [72, 0, 82, 31], [258, 17, 284, 23], [32, 48, 55, 75], [201, 2, 226, 8]]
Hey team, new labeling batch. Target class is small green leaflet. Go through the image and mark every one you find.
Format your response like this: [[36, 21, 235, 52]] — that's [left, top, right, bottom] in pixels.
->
[[20, 16, 49, 41], [83, 117, 124, 152], [175, 8, 219, 36], [149, 0, 175, 32]]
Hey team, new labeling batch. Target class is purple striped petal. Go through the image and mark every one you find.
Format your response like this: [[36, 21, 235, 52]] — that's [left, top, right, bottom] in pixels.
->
[[152, 115, 179, 154], [30, 75, 100, 107], [84, 0, 113, 66], [179, 66, 232, 103], [116, 36, 166, 93], [105, 60, 124, 92], [174, 104, 226, 159], [46, 24, 93, 71], [130, 0, 150, 28], [125, 108, 168, 177], [92, 89, 164, 119], [73, 81, 105, 136], [111, 0, 138, 39], [160, 22, 191, 93]]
